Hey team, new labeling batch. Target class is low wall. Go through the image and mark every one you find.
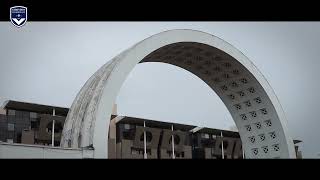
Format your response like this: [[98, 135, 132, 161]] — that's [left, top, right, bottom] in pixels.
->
[[0, 142, 94, 158]]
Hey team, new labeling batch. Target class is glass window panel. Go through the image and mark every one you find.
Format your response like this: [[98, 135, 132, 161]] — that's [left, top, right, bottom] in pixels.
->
[[30, 112, 37, 119], [22, 111, 30, 118], [15, 111, 23, 118], [124, 124, 130, 130], [8, 109, 15, 116], [8, 123, 14, 131]]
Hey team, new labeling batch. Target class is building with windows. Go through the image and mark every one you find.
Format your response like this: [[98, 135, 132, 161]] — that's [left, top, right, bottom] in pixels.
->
[[0, 100, 303, 159], [0, 100, 68, 146]]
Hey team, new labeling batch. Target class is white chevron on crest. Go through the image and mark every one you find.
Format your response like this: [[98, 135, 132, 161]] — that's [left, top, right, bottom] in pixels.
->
[[12, 18, 25, 25]]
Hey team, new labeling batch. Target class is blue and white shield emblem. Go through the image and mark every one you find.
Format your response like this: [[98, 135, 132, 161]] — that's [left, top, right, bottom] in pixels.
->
[[10, 6, 27, 27]]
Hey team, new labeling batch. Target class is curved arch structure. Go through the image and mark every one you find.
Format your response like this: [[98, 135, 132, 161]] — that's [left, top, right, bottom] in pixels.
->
[[61, 30, 296, 158]]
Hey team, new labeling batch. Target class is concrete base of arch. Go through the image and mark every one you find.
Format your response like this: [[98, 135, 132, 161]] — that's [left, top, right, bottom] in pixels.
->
[[60, 29, 296, 159]]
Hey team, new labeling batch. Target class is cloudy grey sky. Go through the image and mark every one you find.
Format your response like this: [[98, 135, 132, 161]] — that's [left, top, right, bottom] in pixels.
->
[[0, 22, 319, 158]]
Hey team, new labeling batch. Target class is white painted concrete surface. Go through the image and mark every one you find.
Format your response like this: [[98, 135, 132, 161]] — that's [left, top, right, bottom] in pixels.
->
[[61, 29, 296, 158], [0, 142, 93, 158]]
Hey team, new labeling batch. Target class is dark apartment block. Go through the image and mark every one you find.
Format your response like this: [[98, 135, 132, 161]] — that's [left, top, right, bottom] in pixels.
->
[[0, 100, 68, 146]]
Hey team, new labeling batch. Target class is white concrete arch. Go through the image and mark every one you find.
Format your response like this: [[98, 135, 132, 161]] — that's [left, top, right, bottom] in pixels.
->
[[61, 29, 296, 158]]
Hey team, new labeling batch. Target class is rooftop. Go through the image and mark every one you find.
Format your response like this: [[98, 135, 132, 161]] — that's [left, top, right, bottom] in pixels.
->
[[2, 100, 69, 116]]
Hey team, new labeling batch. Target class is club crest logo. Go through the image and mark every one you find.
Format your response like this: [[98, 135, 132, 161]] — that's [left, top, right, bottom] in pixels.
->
[[10, 6, 27, 28]]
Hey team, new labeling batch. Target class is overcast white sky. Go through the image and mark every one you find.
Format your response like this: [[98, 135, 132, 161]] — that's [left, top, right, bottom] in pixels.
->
[[0, 22, 319, 158]]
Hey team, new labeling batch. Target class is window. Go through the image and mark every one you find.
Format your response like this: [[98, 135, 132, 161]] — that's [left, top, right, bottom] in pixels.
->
[[30, 112, 37, 119], [169, 134, 181, 145], [15, 110, 23, 118], [124, 124, 130, 130], [8, 123, 14, 131], [8, 109, 15, 116], [140, 131, 153, 143], [31, 121, 39, 129], [46, 121, 63, 133], [202, 133, 209, 139], [22, 111, 30, 118], [219, 141, 229, 149]]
